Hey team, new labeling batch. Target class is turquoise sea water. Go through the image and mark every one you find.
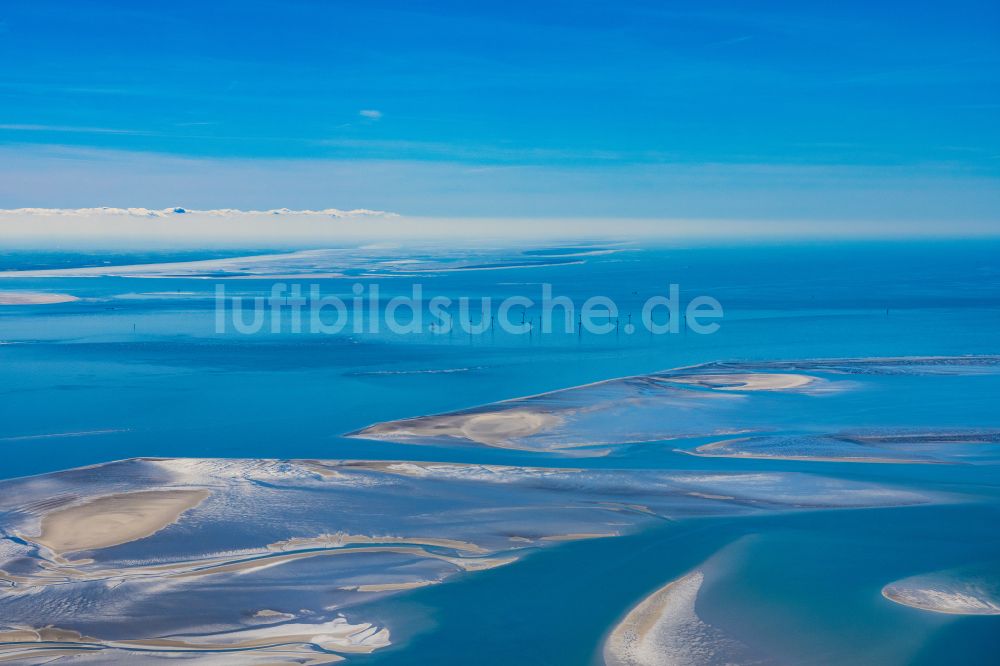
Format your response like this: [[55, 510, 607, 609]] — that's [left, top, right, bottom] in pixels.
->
[[1, 241, 998, 663]]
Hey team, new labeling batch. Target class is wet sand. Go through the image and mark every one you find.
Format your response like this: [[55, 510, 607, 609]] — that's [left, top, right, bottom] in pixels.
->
[[603, 568, 756, 666], [0, 616, 389, 662], [541, 532, 617, 542], [685, 438, 929, 465], [666, 372, 817, 392], [685, 431, 996, 465], [0, 291, 78, 305], [604, 571, 708, 666], [268, 532, 489, 554], [341, 580, 440, 592], [882, 580, 1000, 615], [352, 409, 563, 449], [0, 455, 943, 664], [2, 540, 518, 590], [26, 489, 209, 556]]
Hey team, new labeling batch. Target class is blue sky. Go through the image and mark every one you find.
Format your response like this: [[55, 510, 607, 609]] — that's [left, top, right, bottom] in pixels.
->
[[0, 0, 998, 223]]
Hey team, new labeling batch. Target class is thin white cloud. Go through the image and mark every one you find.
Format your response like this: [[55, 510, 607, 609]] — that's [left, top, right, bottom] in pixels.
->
[[359, 109, 383, 120], [0, 123, 147, 135], [0, 207, 396, 218], [0, 207, 402, 248]]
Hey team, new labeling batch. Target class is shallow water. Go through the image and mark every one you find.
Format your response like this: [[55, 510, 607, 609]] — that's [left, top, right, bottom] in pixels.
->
[[1, 241, 998, 663]]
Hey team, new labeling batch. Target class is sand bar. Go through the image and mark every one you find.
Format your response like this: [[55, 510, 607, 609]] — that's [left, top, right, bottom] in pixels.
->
[[603, 569, 755, 666], [0, 291, 78, 305], [882, 581, 1000, 615], [27, 489, 209, 555], [667, 372, 816, 392], [354, 409, 563, 448], [604, 571, 706, 666], [0, 616, 388, 662]]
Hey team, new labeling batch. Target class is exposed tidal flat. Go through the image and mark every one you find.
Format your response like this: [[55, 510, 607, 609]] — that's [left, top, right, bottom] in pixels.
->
[[603, 569, 756, 666], [0, 457, 932, 662], [349, 356, 1000, 456], [0, 291, 78, 305], [1, 242, 999, 663], [0, 245, 616, 280], [882, 565, 1000, 615], [687, 430, 1000, 465]]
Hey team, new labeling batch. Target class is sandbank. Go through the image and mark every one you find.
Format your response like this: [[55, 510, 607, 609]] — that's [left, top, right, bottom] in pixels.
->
[[26, 489, 209, 555], [0, 291, 78, 305], [353, 409, 563, 448], [668, 372, 816, 391], [882, 582, 1000, 615]]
